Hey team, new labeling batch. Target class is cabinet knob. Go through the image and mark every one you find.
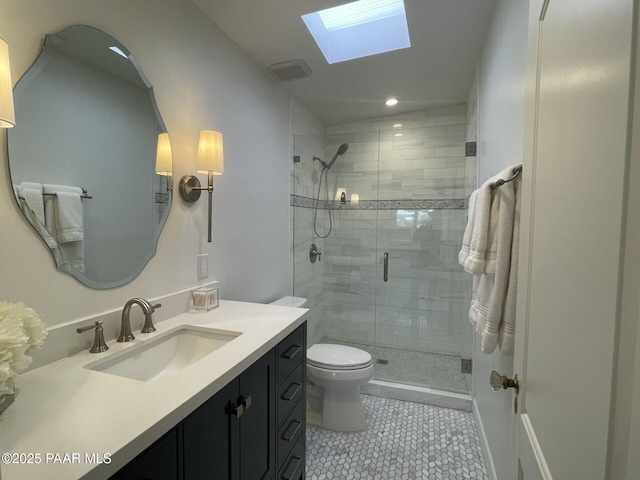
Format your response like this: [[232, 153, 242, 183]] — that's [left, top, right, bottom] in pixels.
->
[[232, 403, 244, 418], [240, 394, 252, 411]]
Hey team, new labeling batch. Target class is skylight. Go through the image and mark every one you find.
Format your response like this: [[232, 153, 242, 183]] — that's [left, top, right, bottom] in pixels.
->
[[302, 0, 410, 64]]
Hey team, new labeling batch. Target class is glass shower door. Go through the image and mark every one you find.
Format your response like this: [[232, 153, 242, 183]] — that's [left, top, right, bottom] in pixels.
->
[[293, 106, 473, 394], [372, 120, 471, 394]]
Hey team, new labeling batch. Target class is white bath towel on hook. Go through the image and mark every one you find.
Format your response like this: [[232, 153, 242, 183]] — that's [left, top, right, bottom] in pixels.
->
[[459, 175, 496, 275], [467, 165, 521, 354]]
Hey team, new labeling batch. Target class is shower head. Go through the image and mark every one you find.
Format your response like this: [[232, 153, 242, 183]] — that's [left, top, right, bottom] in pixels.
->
[[326, 143, 349, 169]]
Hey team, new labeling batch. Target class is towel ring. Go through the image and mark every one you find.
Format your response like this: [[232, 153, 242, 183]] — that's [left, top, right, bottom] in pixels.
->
[[492, 165, 522, 189]]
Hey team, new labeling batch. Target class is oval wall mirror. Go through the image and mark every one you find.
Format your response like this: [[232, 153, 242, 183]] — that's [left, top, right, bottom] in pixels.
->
[[8, 25, 172, 289]]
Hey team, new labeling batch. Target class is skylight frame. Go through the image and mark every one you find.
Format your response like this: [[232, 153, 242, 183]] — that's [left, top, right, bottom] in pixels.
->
[[302, 0, 411, 64]]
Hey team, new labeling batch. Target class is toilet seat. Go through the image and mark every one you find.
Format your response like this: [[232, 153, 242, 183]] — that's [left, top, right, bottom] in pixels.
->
[[307, 344, 372, 371]]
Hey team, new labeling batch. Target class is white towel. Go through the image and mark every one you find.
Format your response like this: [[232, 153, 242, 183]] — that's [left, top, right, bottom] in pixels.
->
[[458, 189, 478, 266], [498, 176, 521, 354], [43, 184, 84, 243], [461, 176, 495, 275], [467, 166, 520, 354], [14, 183, 58, 250], [20, 182, 45, 225], [43, 184, 85, 272], [55, 192, 84, 243]]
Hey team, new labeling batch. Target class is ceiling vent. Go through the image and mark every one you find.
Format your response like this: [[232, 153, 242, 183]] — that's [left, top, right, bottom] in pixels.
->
[[267, 60, 312, 82]]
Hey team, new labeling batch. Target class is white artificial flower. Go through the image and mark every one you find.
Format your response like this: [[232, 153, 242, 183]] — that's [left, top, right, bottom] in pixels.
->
[[0, 301, 47, 394]]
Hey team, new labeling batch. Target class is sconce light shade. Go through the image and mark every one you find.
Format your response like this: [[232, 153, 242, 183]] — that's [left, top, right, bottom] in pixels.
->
[[196, 130, 224, 175], [0, 39, 15, 128], [179, 130, 224, 243], [155, 132, 172, 175]]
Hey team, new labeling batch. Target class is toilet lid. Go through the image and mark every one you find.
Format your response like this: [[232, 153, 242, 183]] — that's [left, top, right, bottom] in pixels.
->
[[307, 344, 372, 370]]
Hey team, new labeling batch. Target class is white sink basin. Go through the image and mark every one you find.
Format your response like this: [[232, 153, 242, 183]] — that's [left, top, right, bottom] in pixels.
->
[[84, 326, 241, 382]]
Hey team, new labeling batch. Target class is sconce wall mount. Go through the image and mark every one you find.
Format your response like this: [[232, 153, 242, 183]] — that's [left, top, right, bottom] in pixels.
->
[[179, 130, 224, 243], [179, 175, 204, 202]]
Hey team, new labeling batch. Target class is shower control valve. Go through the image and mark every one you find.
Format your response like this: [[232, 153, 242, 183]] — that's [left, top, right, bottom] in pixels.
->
[[309, 243, 322, 263]]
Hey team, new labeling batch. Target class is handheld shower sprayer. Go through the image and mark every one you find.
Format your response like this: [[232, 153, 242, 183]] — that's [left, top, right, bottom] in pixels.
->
[[313, 143, 349, 170], [327, 143, 349, 169], [312, 143, 349, 238]]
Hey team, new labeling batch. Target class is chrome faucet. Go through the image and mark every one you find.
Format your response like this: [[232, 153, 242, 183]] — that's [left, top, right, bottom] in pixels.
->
[[117, 298, 161, 342]]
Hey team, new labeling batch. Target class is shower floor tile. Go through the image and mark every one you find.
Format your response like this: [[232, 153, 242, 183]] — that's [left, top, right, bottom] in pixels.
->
[[306, 395, 489, 480], [322, 338, 470, 393]]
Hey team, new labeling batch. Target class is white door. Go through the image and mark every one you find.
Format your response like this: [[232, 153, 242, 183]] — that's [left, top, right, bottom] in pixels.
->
[[512, 0, 635, 478]]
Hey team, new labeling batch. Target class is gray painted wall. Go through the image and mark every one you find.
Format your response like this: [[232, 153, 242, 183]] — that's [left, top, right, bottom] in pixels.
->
[[0, 0, 291, 329]]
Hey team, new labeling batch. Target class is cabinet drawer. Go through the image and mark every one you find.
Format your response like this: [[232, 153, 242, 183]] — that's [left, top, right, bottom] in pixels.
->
[[277, 397, 305, 467], [277, 325, 305, 384], [277, 362, 304, 424], [277, 435, 304, 480]]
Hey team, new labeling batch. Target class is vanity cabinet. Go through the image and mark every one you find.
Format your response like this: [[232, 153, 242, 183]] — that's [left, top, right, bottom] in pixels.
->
[[275, 326, 306, 480], [110, 322, 306, 480], [183, 349, 276, 480]]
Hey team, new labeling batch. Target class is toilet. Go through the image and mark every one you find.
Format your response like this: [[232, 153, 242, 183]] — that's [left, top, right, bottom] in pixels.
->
[[306, 343, 373, 432], [270, 296, 374, 432]]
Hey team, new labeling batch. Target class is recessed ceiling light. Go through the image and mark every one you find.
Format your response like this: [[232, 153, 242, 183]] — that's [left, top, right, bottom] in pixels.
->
[[395, 133, 403, 137], [393, 123, 403, 128], [385, 98, 399, 106], [302, 0, 410, 64]]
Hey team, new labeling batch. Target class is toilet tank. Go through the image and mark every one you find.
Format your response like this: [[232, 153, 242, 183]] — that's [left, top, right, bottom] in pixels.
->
[[270, 296, 308, 308]]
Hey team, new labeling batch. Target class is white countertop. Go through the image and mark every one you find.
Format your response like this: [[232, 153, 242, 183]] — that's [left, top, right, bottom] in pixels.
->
[[0, 300, 308, 480]]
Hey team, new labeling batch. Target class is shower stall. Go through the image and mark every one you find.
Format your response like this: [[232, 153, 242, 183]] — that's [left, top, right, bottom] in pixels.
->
[[292, 105, 474, 394]]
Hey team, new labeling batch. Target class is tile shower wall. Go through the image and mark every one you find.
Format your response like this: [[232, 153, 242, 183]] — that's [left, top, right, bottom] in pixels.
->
[[323, 105, 470, 357], [290, 98, 325, 345]]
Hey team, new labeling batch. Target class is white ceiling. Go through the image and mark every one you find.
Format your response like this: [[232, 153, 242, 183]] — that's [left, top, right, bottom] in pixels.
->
[[194, 0, 497, 126]]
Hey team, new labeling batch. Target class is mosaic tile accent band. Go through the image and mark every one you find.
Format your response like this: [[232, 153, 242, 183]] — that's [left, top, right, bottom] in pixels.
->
[[291, 194, 465, 210]]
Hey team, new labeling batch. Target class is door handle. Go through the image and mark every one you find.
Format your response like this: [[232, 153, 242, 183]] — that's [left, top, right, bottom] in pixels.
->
[[383, 252, 389, 282], [491, 370, 520, 413], [490, 370, 519, 392]]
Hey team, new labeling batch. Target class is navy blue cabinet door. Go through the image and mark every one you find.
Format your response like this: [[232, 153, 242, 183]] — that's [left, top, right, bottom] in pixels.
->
[[238, 349, 276, 480], [111, 428, 181, 480], [183, 378, 238, 480]]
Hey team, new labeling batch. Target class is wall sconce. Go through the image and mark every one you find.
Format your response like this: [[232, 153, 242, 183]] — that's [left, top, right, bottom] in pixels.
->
[[350, 193, 360, 205], [155, 132, 173, 191], [179, 130, 224, 243], [0, 39, 16, 128]]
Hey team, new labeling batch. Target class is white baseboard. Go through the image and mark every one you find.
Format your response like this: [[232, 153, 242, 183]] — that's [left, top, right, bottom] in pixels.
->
[[473, 398, 498, 480]]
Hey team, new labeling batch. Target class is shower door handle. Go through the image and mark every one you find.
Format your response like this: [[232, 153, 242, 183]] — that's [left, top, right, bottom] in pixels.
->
[[383, 252, 389, 282]]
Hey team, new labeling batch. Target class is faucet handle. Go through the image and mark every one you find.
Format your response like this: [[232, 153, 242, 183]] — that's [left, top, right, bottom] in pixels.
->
[[76, 321, 109, 353], [141, 303, 161, 334]]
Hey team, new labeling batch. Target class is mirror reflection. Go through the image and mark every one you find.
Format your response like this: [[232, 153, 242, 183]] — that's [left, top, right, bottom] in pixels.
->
[[8, 25, 171, 289]]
